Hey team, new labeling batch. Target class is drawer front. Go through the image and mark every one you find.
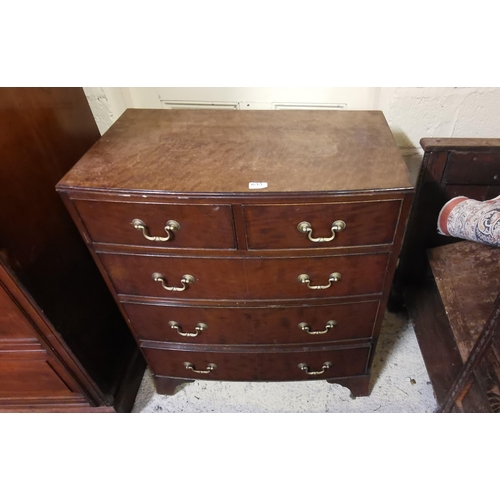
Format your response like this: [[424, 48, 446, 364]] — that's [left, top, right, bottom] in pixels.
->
[[99, 253, 389, 300], [243, 200, 401, 250], [0, 359, 74, 398], [0, 285, 38, 341], [123, 300, 379, 344], [245, 253, 388, 299], [444, 152, 500, 185], [73, 199, 236, 249], [142, 345, 370, 381]]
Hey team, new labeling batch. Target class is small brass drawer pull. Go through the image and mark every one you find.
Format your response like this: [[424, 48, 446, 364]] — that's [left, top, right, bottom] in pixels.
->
[[297, 272, 341, 289], [297, 220, 346, 242], [169, 321, 207, 337], [132, 218, 180, 242], [184, 362, 217, 374], [298, 361, 332, 375], [298, 320, 337, 335], [152, 272, 194, 292]]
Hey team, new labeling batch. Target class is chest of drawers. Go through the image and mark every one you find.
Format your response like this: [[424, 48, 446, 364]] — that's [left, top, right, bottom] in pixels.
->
[[57, 109, 413, 398]]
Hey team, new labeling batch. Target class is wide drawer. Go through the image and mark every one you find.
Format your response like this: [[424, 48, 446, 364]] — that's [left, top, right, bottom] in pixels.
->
[[243, 199, 401, 250], [73, 199, 236, 249], [123, 300, 379, 344], [99, 252, 389, 300], [142, 344, 371, 381]]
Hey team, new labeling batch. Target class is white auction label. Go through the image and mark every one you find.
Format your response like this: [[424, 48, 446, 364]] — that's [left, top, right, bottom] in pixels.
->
[[248, 182, 268, 189]]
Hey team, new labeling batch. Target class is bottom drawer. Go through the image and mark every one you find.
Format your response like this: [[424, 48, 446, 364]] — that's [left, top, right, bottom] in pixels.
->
[[142, 344, 371, 382]]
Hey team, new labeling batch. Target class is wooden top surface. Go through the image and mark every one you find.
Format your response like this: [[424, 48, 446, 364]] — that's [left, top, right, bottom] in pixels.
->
[[58, 109, 413, 195], [428, 241, 500, 362], [420, 137, 500, 152]]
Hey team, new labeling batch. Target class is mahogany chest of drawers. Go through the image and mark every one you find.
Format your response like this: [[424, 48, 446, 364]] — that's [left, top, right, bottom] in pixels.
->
[[57, 109, 414, 398]]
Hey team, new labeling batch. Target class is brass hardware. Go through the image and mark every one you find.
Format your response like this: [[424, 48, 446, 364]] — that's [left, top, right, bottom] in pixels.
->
[[152, 272, 194, 292], [298, 361, 332, 375], [132, 218, 180, 241], [184, 362, 217, 374], [297, 220, 346, 242], [298, 320, 337, 335], [169, 321, 207, 337], [297, 272, 341, 289]]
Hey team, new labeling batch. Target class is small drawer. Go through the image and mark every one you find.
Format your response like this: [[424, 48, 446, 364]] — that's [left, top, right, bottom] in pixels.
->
[[123, 300, 379, 344], [0, 286, 39, 341], [73, 199, 236, 249], [0, 358, 73, 398], [99, 252, 389, 300], [142, 344, 371, 382], [244, 253, 388, 299], [243, 200, 401, 250], [444, 152, 500, 185]]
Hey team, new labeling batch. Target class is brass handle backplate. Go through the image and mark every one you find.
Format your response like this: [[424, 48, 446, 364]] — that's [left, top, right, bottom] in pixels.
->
[[297, 220, 346, 242], [298, 361, 332, 375], [152, 272, 194, 292], [169, 321, 207, 337], [132, 218, 180, 241], [184, 362, 217, 374], [298, 320, 337, 335], [297, 272, 341, 290]]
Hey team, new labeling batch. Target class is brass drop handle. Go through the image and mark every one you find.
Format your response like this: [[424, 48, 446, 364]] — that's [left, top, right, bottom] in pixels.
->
[[298, 320, 337, 335], [169, 321, 207, 337], [132, 218, 180, 241], [297, 220, 346, 242], [298, 361, 333, 375], [152, 272, 194, 292], [297, 272, 341, 289], [184, 362, 217, 374]]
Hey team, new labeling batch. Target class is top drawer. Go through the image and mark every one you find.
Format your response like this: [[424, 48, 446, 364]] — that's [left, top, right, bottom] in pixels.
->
[[444, 152, 500, 185], [73, 200, 236, 249], [242, 199, 401, 250]]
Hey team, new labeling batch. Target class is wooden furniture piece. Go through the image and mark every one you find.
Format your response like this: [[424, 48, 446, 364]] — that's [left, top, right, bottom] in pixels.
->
[[0, 88, 145, 412], [395, 138, 500, 412], [57, 109, 413, 397]]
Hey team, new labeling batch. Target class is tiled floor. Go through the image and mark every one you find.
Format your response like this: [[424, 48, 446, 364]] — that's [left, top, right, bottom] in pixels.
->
[[132, 310, 438, 413]]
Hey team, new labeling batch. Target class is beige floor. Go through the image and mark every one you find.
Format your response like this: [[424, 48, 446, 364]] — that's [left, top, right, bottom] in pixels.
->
[[132, 310, 438, 413]]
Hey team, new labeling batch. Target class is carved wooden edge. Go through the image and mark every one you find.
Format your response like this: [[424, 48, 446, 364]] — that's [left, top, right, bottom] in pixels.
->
[[155, 376, 194, 396], [0, 259, 106, 407], [440, 292, 500, 413], [0, 405, 115, 413], [420, 138, 500, 152], [154, 375, 372, 398], [327, 375, 371, 398]]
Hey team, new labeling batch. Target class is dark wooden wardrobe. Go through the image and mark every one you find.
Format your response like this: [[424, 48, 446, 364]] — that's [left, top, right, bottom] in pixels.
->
[[0, 88, 145, 412]]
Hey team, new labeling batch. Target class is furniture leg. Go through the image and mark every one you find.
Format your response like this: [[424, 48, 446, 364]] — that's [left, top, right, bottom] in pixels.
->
[[155, 376, 193, 396], [328, 375, 371, 398]]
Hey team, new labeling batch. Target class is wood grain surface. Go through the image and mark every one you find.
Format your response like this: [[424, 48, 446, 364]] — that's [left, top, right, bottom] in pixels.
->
[[58, 109, 413, 398], [142, 343, 371, 382], [428, 241, 500, 362], [98, 251, 389, 301], [57, 109, 413, 194], [122, 299, 380, 345]]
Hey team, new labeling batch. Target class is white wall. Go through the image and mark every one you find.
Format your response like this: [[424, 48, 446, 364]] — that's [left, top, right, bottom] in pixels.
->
[[84, 87, 500, 183], [84, 87, 380, 132]]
